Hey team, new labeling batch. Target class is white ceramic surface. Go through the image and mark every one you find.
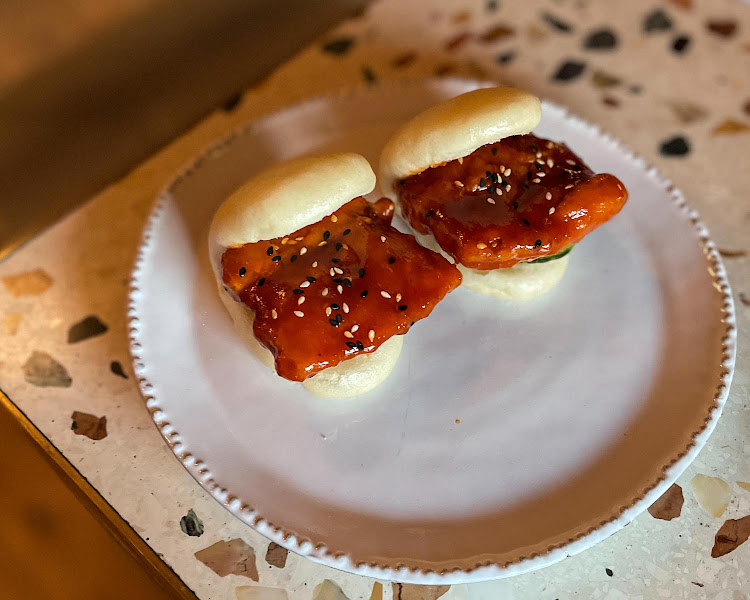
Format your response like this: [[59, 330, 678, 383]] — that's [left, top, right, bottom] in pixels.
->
[[128, 79, 736, 584]]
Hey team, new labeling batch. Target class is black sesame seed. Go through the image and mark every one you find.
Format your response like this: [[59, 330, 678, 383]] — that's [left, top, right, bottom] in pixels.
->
[[398, 305, 408, 311], [323, 231, 330, 240], [293, 288, 303, 294], [490, 186, 497, 194], [266, 246, 274, 256], [527, 171, 533, 180], [239, 267, 247, 277], [410, 321, 415, 326], [333, 277, 344, 283], [531, 144, 539, 152], [358, 268, 365, 277], [346, 341, 356, 349], [523, 219, 531, 226], [356, 340, 364, 351], [425, 209, 434, 218], [331, 303, 340, 310], [307, 276, 316, 283], [343, 228, 351, 236], [523, 182, 530, 189], [490, 172, 499, 183], [492, 147, 498, 155], [486, 170, 492, 178], [257, 277, 265, 286], [290, 254, 298, 263], [329, 319, 339, 327], [480, 177, 486, 187], [388, 256, 396, 264], [336, 242, 343, 251], [534, 239, 542, 248], [361, 290, 368, 298], [336, 314, 342, 324], [343, 278, 353, 288], [535, 162, 544, 170], [513, 201, 519, 209], [331, 258, 341, 264], [272, 255, 282, 262]]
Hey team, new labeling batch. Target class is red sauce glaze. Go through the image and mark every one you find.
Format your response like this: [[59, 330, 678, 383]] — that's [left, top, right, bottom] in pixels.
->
[[397, 134, 628, 269], [221, 197, 461, 382]]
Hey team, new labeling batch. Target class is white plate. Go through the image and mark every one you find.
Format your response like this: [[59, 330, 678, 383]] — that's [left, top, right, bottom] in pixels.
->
[[128, 78, 736, 584]]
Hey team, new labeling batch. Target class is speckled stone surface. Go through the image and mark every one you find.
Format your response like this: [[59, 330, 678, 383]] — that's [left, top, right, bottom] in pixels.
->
[[1, 1, 749, 598]]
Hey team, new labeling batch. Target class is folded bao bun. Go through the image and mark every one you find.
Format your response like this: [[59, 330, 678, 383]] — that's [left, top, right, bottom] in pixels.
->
[[209, 153, 403, 398], [378, 87, 567, 300]]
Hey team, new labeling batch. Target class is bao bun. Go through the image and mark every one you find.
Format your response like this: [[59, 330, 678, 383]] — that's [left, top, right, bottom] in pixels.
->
[[379, 87, 542, 188], [379, 87, 565, 301], [209, 153, 403, 398]]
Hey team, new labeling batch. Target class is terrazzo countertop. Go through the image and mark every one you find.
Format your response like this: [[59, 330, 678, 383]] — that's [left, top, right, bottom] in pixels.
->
[[2, 0, 750, 598]]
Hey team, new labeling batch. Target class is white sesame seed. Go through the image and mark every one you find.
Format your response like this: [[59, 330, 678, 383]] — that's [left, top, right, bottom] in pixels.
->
[[532, 178, 541, 183], [566, 159, 576, 166], [344, 331, 354, 338], [497, 188, 503, 196], [326, 307, 332, 316], [331, 215, 338, 223], [505, 184, 511, 192], [536, 152, 542, 159], [334, 267, 343, 275], [271, 309, 278, 319], [351, 324, 359, 333], [565, 184, 574, 189], [500, 165, 505, 172], [312, 261, 318, 267], [487, 197, 496, 204], [476, 242, 487, 250], [454, 180, 464, 187], [395, 293, 402, 302], [281, 237, 289, 245], [537, 172, 546, 177], [381, 290, 391, 299], [381, 236, 386, 243], [300, 247, 307, 255], [546, 142, 554, 149], [318, 241, 327, 247], [298, 296, 306, 305], [458, 157, 463, 164], [343, 302, 350, 313], [337, 285, 343, 294], [504, 168, 511, 177], [368, 330, 375, 342], [546, 192, 552, 200], [287, 239, 297, 245], [330, 268, 336, 276], [322, 287, 329, 296], [294, 310, 304, 318], [300, 281, 310, 288], [547, 158, 554, 168], [295, 237, 304, 241], [549, 207, 556, 215], [342, 243, 348, 250]]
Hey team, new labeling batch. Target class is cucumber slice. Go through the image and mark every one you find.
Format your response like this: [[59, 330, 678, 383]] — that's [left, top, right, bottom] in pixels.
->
[[528, 244, 574, 264]]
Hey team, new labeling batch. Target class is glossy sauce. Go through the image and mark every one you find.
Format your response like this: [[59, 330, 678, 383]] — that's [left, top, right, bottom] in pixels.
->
[[222, 197, 461, 382], [398, 134, 628, 269]]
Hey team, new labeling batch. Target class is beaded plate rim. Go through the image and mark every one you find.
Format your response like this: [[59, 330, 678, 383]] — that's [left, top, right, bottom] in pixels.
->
[[127, 77, 737, 584]]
